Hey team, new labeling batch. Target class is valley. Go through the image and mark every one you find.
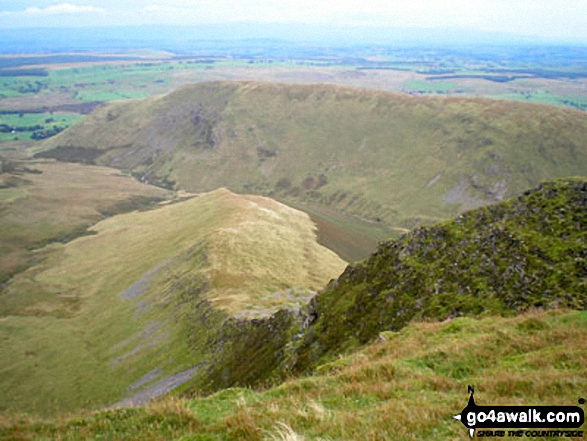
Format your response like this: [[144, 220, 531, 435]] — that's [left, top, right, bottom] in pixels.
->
[[0, 177, 585, 438], [0, 160, 170, 283], [0, 41, 585, 440]]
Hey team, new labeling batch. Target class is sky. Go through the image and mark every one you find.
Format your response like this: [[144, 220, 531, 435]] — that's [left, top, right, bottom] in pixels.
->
[[1, 0, 586, 43]]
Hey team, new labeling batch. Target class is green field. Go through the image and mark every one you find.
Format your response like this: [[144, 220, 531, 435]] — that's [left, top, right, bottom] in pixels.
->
[[0, 187, 28, 204], [402, 79, 461, 93], [73, 90, 149, 101], [493, 90, 587, 110], [0, 112, 83, 142]]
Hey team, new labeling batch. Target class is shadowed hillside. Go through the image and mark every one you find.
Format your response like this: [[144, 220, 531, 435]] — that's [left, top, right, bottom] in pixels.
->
[[36, 82, 587, 243]]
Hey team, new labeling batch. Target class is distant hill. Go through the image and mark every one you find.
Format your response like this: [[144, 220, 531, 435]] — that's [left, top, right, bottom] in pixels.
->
[[0, 188, 345, 414], [36, 82, 587, 241]]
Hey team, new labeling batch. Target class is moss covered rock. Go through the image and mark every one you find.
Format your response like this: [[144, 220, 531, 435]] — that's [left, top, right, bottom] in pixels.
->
[[292, 178, 586, 371]]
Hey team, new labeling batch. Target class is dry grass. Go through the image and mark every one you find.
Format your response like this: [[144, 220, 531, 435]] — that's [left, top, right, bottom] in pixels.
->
[[266, 422, 307, 441], [2, 309, 585, 440]]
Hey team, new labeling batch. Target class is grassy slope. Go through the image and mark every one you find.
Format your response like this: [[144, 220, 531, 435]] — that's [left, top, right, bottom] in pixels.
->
[[0, 189, 345, 415], [36, 82, 587, 239], [22, 177, 578, 419], [0, 161, 170, 282], [293, 178, 586, 371], [133, 178, 586, 401], [2, 309, 585, 440], [0, 113, 84, 143]]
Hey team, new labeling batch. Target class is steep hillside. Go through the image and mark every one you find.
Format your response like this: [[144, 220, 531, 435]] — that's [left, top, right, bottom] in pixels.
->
[[0, 189, 345, 415], [151, 178, 586, 399], [36, 82, 587, 239], [292, 178, 586, 371], [3, 309, 585, 440]]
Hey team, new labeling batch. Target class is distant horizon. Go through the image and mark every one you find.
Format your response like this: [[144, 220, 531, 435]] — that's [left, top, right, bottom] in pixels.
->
[[1, 23, 587, 55], [1, 0, 586, 45]]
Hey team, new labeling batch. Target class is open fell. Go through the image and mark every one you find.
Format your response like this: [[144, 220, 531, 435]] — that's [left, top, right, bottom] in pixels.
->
[[18, 176, 577, 423], [0, 176, 583, 436], [1, 79, 585, 432], [36, 82, 587, 248], [173, 178, 586, 398], [0, 160, 170, 283], [0, 188, 345, 415]]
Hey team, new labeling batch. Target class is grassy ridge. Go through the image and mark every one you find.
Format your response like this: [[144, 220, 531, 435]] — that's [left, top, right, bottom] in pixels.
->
[[36, 82, 587, 238], [0, 177, 584, 432], [0, 188, 345, 415], [2, 309, 585, 440], [157, 178, 586, 409]]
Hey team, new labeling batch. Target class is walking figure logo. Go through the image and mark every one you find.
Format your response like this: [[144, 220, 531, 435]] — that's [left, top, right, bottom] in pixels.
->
[[453, 386, 477, 438]]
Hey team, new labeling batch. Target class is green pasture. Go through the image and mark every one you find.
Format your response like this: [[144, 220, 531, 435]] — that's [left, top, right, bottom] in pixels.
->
[[0, 113, 84, 142], [495, 90, 587, 110], [402, 79, 460, 93]]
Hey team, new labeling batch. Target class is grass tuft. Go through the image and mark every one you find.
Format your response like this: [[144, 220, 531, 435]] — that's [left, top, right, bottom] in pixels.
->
[[1, 310, 585, 440]]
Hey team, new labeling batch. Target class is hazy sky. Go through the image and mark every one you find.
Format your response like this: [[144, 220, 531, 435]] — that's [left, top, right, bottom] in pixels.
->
[[1, 0, 586, 42]]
